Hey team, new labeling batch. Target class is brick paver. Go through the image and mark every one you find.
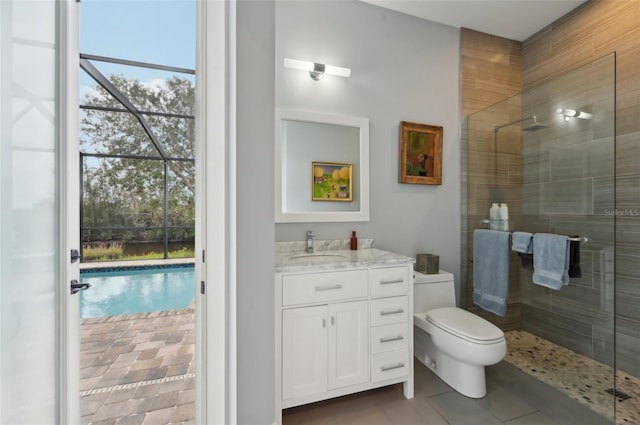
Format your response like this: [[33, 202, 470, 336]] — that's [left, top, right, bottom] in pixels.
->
[[80, 307, 195, 425]]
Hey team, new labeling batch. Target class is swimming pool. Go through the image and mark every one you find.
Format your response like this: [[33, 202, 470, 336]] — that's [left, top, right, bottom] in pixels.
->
[[79, 265, 195, 318]]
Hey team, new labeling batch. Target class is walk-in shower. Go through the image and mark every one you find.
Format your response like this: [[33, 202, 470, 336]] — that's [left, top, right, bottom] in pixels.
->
[[463, 53, 637, 424]]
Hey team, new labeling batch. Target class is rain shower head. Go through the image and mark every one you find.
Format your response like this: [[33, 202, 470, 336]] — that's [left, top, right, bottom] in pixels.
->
[[495, 115, 546, 133], [523, 117, 547, 132]]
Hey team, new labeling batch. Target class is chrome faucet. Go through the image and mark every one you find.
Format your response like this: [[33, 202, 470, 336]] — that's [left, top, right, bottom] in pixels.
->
[[306, 230, 318, 253]]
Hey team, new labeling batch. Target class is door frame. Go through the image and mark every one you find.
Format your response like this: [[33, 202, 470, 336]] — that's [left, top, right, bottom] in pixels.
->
[[195, 0, 236, 424], [57, 0, 236, 423], [58, 0, 80, 422]]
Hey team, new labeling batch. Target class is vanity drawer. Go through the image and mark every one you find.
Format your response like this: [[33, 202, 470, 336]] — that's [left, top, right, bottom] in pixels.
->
[[282, 269, 368, 306], [369, 266, 408, 298], [370, 296, 408, 326], [371, 349, 409, 383], [370, 323, 408, 354]]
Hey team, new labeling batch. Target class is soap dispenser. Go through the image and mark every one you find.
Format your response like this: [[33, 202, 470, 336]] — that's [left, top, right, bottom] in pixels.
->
[[350, 231, 358, 250]]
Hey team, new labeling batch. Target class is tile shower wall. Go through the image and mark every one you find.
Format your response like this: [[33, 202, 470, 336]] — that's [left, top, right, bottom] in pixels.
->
[[460, 29, 523, 331], [522, 0, 640, 378], [518, 54, 616, 369], [462, 1, 640, 381]]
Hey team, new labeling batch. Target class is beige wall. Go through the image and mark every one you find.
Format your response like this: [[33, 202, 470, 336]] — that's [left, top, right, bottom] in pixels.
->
[[460, 28, 523, 330]]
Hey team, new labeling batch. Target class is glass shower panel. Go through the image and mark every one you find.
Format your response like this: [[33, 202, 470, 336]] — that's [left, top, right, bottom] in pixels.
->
[[464, 53, 616, 423]]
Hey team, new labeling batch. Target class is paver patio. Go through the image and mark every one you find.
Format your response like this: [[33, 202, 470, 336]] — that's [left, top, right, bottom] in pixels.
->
[[80, 306, 195, 425]]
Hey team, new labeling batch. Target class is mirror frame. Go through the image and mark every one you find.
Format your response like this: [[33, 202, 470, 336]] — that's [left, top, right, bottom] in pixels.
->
[[275, 109, 370, 223]]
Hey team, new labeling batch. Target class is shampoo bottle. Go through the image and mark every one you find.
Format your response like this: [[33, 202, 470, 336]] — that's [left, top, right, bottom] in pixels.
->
[[350, 231, 358, 250], [489, 203, 500, 230], [499, 203, 509, 231]]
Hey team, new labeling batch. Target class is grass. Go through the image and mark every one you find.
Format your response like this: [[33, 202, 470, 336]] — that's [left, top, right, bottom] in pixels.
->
[[83, 244, 195, 262], [83, 242, 124, 262]]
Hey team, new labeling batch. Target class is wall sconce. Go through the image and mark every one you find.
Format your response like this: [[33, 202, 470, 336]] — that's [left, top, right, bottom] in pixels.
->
[[556, 107, 592, 121], [284, 58, 351, 81]]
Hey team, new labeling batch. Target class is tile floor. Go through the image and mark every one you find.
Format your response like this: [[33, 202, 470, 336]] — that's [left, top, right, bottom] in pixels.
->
[[80, 307, 195, 425], [283, 358, 611, 425], [80, 304, 632, 425], [504, 330, 639, 424]]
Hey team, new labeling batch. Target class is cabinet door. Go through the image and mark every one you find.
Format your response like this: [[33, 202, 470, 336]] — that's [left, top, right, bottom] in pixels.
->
[[328, 300, 369, 390], [282, 305, 328, 399]]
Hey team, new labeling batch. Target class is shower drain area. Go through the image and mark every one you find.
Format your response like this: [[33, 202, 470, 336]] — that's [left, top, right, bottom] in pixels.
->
[[605, 388, 632, 402], [504, 330, 640, 424]]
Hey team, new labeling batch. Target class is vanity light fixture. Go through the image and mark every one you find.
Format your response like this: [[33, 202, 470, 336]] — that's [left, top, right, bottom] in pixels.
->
[[556, 107, 592, 121], [283, 58, 351, 81]]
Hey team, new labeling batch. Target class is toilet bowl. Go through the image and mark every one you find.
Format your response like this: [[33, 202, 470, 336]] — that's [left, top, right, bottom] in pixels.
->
[[413, 270, 506, 398]]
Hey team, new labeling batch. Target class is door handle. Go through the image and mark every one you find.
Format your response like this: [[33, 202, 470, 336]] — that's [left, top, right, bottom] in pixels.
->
[[70, 280, 91, 295]]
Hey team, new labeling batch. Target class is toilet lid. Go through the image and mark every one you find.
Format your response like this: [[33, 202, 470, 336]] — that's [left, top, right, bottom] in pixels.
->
[[426, 307, 504, 344]]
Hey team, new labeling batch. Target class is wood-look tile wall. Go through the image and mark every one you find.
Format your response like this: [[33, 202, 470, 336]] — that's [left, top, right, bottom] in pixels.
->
[[460, 29, 523, 331], [521, 0, 640, 377]]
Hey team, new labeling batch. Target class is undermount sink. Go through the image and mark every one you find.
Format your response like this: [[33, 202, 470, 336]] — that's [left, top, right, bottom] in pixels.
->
[[287, 252, 350, 263]]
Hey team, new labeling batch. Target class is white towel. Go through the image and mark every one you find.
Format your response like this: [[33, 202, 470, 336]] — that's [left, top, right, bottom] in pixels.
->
[[532, 233, 570, 290]]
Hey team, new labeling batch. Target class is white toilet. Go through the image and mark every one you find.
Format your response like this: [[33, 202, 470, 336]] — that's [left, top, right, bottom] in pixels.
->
[[413, 270, 506, 398]]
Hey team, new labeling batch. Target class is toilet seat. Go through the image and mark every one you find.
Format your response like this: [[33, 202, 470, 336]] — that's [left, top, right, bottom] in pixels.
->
[[426, 307, 504, 345]]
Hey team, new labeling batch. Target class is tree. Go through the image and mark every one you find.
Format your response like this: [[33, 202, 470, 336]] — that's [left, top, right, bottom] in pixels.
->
[[80, 74, 195, 246]]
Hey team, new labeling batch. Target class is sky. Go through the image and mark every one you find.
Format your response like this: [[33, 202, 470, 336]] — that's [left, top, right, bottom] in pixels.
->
[[79, 0, 196, 88]]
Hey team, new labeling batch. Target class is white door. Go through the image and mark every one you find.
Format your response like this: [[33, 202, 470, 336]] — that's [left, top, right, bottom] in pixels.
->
[[1, 1, 231, 422], [328, 300, 369, 390], [0, 0, 80, 423], [282, 305, 328, 399]]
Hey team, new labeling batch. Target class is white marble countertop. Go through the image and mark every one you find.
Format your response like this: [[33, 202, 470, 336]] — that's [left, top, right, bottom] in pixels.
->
[[276, 240, 414, 273]]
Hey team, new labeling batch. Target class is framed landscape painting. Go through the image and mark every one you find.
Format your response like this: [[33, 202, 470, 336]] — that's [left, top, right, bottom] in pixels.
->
[[399, 121, 443, 185], [312, 162, 353, 201]]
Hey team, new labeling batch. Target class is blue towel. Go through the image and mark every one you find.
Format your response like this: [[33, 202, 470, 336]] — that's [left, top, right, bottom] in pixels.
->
[[473, 229, 510, 317], [532, 233, 570, 290], [512, 232, 533, 254]]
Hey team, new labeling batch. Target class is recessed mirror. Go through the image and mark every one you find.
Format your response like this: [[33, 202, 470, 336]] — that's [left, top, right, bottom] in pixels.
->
[[275, 109, 369, 223]]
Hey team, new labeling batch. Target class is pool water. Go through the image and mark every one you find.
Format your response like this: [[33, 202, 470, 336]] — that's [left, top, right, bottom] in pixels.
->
[[80, 266, 195, 318]]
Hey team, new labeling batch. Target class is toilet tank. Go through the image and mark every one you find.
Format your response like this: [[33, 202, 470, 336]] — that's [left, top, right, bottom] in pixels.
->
[[413, 270, 456, 313]]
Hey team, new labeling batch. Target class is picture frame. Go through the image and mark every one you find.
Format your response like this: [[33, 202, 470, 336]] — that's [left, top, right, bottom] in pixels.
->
[[312, 162, 353, 201], [399, 121, 443, 185]]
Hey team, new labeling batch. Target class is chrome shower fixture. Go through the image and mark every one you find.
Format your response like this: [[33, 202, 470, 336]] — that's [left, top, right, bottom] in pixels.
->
[[556, 107, 592, 121], [494, 115, 547, 133]]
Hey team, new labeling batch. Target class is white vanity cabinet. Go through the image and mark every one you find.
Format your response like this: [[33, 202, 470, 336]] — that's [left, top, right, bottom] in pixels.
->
[[282, 300, 369, 399], [275, 259, 414, 424]]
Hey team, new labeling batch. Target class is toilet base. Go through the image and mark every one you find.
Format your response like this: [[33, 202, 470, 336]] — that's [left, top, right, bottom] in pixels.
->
[[414, 326, 487, 398]]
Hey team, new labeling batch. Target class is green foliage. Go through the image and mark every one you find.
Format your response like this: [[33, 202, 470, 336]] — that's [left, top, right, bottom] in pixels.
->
[[83, 243, 195, 262], [81, 74, 195, 244], [169, 247, 196, 259], [82, 242, 125, 262]]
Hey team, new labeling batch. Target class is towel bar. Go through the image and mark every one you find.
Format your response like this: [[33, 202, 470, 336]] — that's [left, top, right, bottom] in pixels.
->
[[476, 223, 589, 243], [567, 236, 588, 242]]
